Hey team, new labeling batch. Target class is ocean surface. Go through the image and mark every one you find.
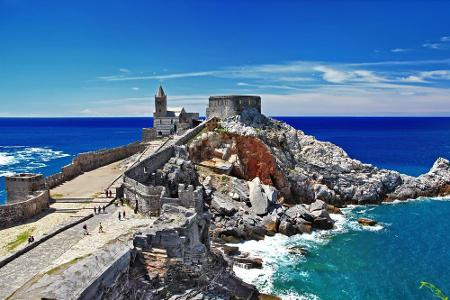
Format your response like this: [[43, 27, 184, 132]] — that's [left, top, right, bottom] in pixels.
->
[[1, 116, 450, 299]]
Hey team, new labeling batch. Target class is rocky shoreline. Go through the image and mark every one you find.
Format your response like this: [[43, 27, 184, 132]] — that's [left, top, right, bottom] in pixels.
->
[[187, 110, 450, 246], [14, 110, 449, 299]]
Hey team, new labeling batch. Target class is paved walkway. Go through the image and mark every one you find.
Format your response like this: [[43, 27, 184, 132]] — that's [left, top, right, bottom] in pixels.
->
[[0, 139, 166, 258], [0, 139, 167, 298], [1, 204, 154, 299]]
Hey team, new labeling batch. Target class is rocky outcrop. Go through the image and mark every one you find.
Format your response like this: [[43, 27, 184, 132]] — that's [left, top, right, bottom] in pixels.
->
[[218, 109, 450, 205]]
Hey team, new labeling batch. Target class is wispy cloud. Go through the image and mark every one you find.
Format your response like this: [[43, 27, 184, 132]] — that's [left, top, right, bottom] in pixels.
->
[[132, 87, 140, 90], [402, 70, 450, 83], [391, 48, 412, 53], [314, 66, 350, 83], [423, 43, 443, 50], [441, 36, 450, 42], [119, 68, 130, 73]]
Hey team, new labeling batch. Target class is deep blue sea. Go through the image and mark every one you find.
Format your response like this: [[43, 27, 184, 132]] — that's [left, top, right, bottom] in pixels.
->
[[1, 117, 450, 299]]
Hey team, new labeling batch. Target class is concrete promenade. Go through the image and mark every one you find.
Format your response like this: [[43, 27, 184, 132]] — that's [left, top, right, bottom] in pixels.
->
[[0, 139, 166, 298]]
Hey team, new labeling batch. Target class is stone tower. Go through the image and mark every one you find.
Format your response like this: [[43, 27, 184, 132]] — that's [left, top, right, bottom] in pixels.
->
[[154, 85, 167, 117]]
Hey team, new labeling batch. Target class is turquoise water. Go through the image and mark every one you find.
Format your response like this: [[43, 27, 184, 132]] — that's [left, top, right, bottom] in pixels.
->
[[233, 117, 450, 300], [236, 199, 450, 299]]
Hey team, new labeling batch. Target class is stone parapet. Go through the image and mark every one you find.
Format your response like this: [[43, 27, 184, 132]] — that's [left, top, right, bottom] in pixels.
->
[[0, 190, 49, 228]]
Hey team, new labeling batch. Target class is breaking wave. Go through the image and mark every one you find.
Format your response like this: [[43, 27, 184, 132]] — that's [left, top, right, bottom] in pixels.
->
[[232, 207, 386, 299], [0, 146, 70, 177]]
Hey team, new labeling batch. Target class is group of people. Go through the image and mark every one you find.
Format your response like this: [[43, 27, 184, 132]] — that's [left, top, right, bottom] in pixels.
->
[[118, 211, 126, 221], [27, 235, 35, 244], [93, 205, 106, 214], [82, 222, 105, 235], [104, 189, 113, 198]]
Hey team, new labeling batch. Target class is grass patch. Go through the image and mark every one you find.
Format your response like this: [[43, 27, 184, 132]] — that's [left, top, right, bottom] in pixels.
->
[[50, 193, 64, 199], [46, 254, 91, 276], [5, 227, 36, 252], [215, 124, 228, 134], [91, 192, 102, 198], [220, 175, 230, 183]]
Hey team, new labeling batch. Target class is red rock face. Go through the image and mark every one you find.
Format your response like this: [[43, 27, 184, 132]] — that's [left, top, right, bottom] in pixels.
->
[[233, 135, 282, 186], [189, 132, 290, 197]]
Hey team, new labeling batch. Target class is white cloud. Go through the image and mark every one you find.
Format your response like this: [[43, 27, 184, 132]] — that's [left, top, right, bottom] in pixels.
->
[[402, 70, 450, 83], [440, 36, 450, 42], [314, 66, 349, 83], [119, 68, 130, 73], [423, 43, 442, 49], [132, 87, 140, 90], [391, 48, 411, 53]]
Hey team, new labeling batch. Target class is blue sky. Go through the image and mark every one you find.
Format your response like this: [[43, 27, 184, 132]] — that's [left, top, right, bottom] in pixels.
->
[[1, 0, 450, 116]]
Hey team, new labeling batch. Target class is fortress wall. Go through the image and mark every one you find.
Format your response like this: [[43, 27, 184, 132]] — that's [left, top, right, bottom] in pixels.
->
[[124, 147, 175, 183], [206, 96, 261, 119], [6, 174, 46, 203], [45, 141, 144, 189], [0, 190, 49, 228], [122, 120, 211, 216], [174, 120, 208, 146]]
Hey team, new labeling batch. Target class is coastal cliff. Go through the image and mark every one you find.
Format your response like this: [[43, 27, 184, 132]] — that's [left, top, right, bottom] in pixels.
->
[[189, 109, 450, 240]]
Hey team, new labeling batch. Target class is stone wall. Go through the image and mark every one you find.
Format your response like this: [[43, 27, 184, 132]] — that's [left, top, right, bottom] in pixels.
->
[[0, 190, 49, 228], [122, 120, 212, 217], [45, 141, 144, 189], [6, 174, 46, 203], [206, 95, 261, 119], [142, 128, 157, 142]]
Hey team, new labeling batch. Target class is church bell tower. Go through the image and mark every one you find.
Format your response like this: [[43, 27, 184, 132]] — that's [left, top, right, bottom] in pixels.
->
[[154, 85, 167, 117]]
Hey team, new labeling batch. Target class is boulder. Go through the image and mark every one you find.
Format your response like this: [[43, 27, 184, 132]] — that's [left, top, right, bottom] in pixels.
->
[[261, 213, 279, 233], [284, 205, 315, 223], [358, 217, 377, 226], [278, 218, 298, 237], [211, 192, 238, 216], [287, 246, 309, 256], [262, 184, 279, 203], [311, 209, 334, 229], [233, 257, 263, 269], [248, 177, 269, 215], [222, 245, 240, 256], [309, 199, 327, 212]]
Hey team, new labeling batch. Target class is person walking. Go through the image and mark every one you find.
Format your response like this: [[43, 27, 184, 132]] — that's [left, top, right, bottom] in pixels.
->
[[98, 205, 102, 214], [123, 211, 126, 219], [118, 211, 121, 221], [93, 207, 97, 214], [102, 205, 106, 213], [83, 224, 89, 235], [99, 222, 104, 233]]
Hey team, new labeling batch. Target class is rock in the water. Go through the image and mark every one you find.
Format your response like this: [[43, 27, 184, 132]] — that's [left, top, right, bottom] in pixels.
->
[[285, 204, 314, 222], [311, 208, 334, 229], [287, 246, 309, 256], [248, 177, 269, 215], [358, 217, 377, 226], [278, 218, 298, 237], [309, 199, 327, 212], [222, 245, 240, 256]]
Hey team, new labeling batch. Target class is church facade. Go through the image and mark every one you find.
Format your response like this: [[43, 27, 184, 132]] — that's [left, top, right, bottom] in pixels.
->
[[153, 85, 199, 136]]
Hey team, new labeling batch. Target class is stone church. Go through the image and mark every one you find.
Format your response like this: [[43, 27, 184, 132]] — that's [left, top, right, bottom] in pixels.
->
[[153, 85, 199, 136]]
